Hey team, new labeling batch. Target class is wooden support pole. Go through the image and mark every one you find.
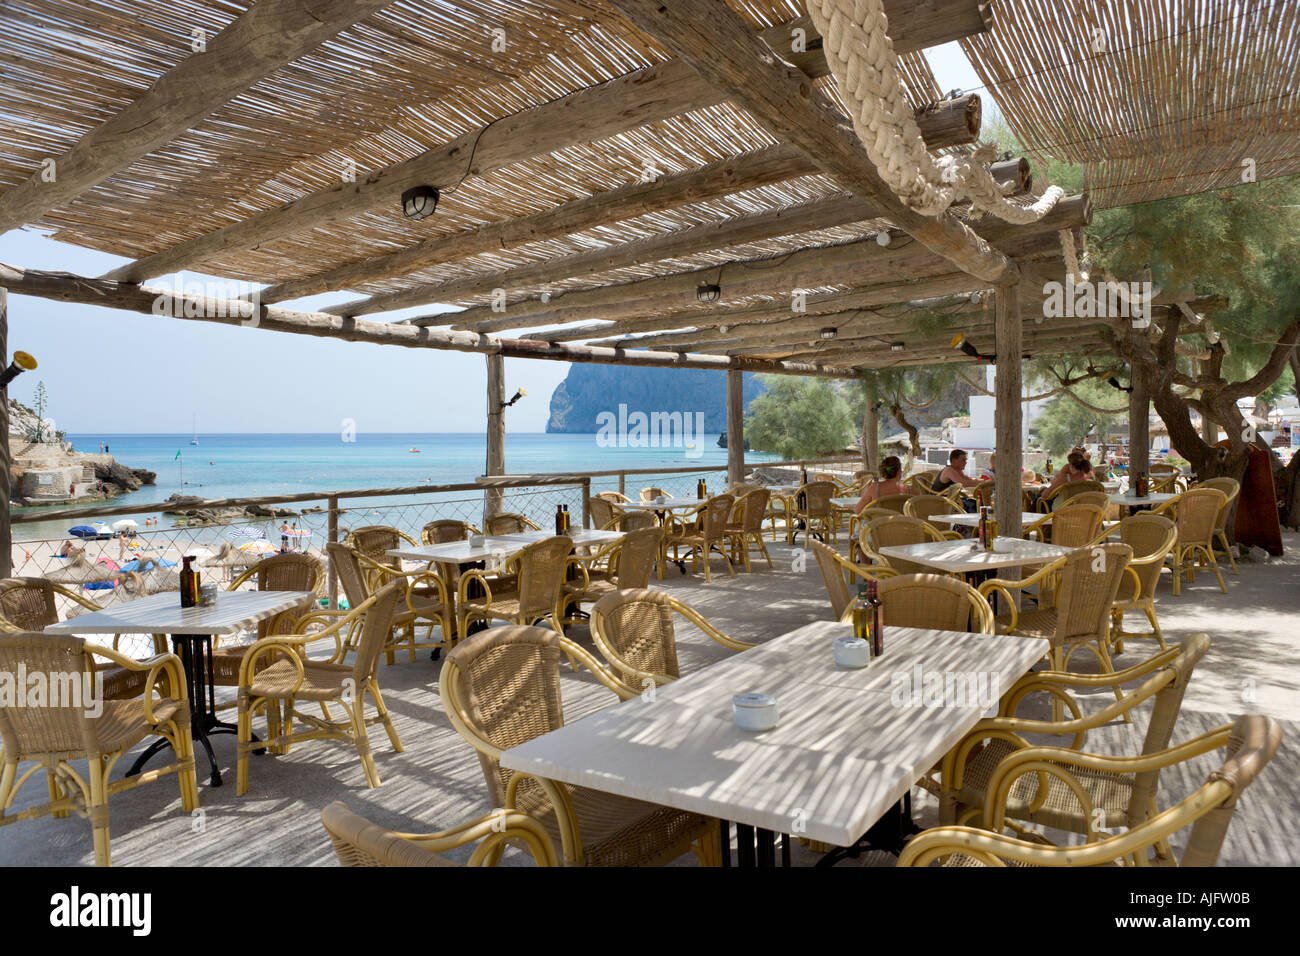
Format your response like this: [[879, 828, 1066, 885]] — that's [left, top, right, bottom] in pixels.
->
[[994, 281, 1023, 551], [326, 494, 339, 608], [0, 288, 10, 579], [862, 378, 880, 474], [1128, 366, 1150, 478], [726, 370, 744, 487], [485, 354, 506, 522]]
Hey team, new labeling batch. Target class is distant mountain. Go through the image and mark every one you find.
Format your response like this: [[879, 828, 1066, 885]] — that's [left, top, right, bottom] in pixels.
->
[[546, 366, 765, 433]]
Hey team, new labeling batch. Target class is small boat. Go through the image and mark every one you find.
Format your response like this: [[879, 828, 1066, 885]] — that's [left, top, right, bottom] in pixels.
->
[[190, 412, 199, 445], [409, 447, 421, 453]]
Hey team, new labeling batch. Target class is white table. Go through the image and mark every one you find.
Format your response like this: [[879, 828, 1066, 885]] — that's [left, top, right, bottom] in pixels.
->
[[621, 497, 710, 512], [932, 511, 1042, 530], [48, 589, 316, 786], [387, 529, 624, 564], [1110, 491, 1176, 510], [502, 621, 1048, 855], [831, 496, 860, 510], [876, 537, 1073, 574]]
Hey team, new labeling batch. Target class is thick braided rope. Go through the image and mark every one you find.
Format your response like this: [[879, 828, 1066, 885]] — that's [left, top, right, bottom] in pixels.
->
[[807, 0, 1065, 222]]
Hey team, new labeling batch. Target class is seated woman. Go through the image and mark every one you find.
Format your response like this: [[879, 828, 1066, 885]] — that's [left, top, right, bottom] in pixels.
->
[[1044, 449, 1092, 495], [855, 455, 908, 513]]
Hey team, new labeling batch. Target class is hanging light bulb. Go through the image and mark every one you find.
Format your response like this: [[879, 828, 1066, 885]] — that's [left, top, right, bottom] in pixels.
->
[[400, 185, 440, 219]]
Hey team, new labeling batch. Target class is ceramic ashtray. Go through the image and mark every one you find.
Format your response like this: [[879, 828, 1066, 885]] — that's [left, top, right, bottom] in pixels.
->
[[732, 693, 779, 731]]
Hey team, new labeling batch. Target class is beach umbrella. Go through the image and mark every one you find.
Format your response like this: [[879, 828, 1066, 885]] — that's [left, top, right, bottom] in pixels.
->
[[46, 554, 124, 590], [119, 556, 177, 572], [69, 525, 100, 539], [238, 540, 276, 555], [227, 526, 266, 541], [112, 519, 139, 531]]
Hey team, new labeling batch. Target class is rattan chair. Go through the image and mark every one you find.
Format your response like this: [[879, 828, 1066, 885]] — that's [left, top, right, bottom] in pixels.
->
[[939, 633, 1211, 831], [725, 488, 773, 572], [666, 495, 735, 582], [810, 540, 899, 620], [871, 573, 995, 633], [1149, 462, 1184, 495], [456, 535, 574, 635], [1154, 488, 1227, 596], [905, 494, 964, 523], [1023, 503, 1105, 548], [907, 472, 940, 495], [440, 624, 720, 866], [563, 527, 663, 618], [0, 577, 160, 700], [1038, 479, 1106, 512], [640, 487, 668, 502], [345, 525, 417, 575], [321, 800, 557, 867], [421, 520, 480, 544], [485, 512, 542, 535], [859, 515, 948, 576], [596, 491, 633, 505], [1196, 477, 1241, 574], [791, 481, 837, 545], [980, 543, 1134, 713], [588, 495, 618, 531], [847, 492, 914, 542], [909, 713, 1278, 867], [327, 542, 453, 663], [235, 582, 404, 796], [1097, 514, 1177, 651], [0, 632, 199, 866], [590, 588, 753, 689], [615, 509, 657, 532]]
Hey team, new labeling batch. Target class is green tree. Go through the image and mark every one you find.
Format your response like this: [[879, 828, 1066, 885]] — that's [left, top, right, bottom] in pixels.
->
[[745, 375, 853, 459], [29, 380, 48, 443], [1032, 377, 1125, 456]]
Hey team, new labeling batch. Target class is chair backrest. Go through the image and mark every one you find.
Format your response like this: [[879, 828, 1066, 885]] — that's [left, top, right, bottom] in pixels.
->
[[905, 495, 962, 521], [486, 513, 535, 535], [799, 481, 835, 515], [0, 577, 59, 631], [811, 540, 854, 619], [326, 542, 370, 608], [617, 510, 657, 532], [244, 552, 327, 638], [871, 493, 914, 514], [443, 624, 568, 807], [0, 632, 101, 757], [345, 525, 411, 569], [590, 588, 682, 685], [612, 527, 663, 589], [735, 488, 771, 532], [1149, 462, 1178, 475], [1056, 479, 1106, 504], [640, 487, 667, 502], [1048, 503, 1105, 548], [1118, 513, 1177, 600], [907, 472, 940, 495], [699, 495, 735, 538], [1197, 477, 1240, 533], [422, 520, 477, 545], [866, 515, 931, 550], [348, 582, 403, 684], [596, 491, 629, 504], [876, 573, 993, 633], [588, 496, 615, 530], [1173, 488, 1225, 545], [515, 535, 573, 618], [1052, 543, 1132, 648]]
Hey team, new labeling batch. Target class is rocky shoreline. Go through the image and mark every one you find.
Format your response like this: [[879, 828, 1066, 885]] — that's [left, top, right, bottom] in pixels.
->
[[162, 494, 325, 527]]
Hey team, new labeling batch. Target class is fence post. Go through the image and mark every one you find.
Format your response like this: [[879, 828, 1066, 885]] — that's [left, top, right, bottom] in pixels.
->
[[327, 494, 339, 609], [581, 478, 591, 529], [617, 470, 625, 496]]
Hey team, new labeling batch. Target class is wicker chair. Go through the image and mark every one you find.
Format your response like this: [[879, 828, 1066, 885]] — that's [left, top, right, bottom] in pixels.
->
[[872, 573, 995, 633], [666, 495, 735, 582], [0, 632, 199, 866], [810, 540, 898, 620], [847, 492, 914, 542], [440, 624, 720, 866], [596, 491, 633, 505], [615, 509, 657, 532], [859, 515, 947, 576], [563, 527, 663, 618], [725, 488, 773, 572], [1097, 514, 1177, 651], [588, 495, 618, 531], [1023, 503, 1105, 548], [939, 633, 1211, 831], [456, 535, 573, 635], [1196, 477, 1241, 574], [320, 800, 557, 867], [791, 480, 837, 545], [1149, 462, 1183, 495], [235, 582, 404, 796], [327, 542, 453, 663], [345, 525, 417, 575], [0, 577, 160, 700], [905, 494, 965, 523], [1038, 479, 1106, 512], [640, 487, 668, 502], [907, 472, 940, 495], [909, 713, 1278, 867], [421, 520, 480, 544], [1154, 488, 1227, 596], [485, 512, 542, 535], [589, 588, 753, 689]]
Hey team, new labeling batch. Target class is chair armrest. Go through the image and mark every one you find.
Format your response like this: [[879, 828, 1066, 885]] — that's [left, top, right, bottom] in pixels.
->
[[404, 569, 451, 615], [563, 555, 591, 593], [457, 569, 495, 609], [83, 645, 188, 723]]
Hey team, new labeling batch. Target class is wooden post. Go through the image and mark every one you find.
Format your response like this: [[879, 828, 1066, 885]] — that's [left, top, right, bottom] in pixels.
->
[[0, 288, 10, 579], [726, 369, 744, 488], [618, 470, 626, 496], [862, 378, 880, 474], [326, 493, 339, 608], [581, 478, 591, 529], [1128, 368, 1149, 478], [994, 282, 1023, 549], [485, 353, 506, 522]]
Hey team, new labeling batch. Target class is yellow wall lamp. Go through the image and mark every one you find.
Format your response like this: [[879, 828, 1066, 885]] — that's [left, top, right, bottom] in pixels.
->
[[0, 351, 36, 388]]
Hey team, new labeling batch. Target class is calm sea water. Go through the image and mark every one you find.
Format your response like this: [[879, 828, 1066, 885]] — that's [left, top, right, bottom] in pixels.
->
[[14, 432, 773, 542]]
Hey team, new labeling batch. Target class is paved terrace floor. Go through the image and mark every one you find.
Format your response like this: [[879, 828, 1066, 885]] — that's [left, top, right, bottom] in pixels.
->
[[3, 530, 1297, 867]]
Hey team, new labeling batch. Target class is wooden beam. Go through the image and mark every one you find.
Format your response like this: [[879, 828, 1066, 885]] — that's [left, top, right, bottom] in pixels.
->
[[0, 288, 9, 578], [0, 263, 857, 378], [103, 1, 988, 285], [727, 370, 744, 487], [484, 354, 506, 521], [604, 0, 1016, 283], [994, 281, 1024, 545], [0, 0, 396, 234]]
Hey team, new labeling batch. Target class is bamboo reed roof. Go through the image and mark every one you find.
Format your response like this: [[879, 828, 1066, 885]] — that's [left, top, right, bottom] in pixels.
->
[[0, 0, 1286, 371]]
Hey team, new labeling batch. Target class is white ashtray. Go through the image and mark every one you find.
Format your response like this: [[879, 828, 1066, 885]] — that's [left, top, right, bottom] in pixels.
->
[[732, 693, 779, 731], [469, 535, 486, 547], [992, 537, 1016, 553], [832, 636, 871, 669]]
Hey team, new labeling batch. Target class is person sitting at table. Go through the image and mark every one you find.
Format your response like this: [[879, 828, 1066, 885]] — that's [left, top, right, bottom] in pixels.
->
[[854, 456, 908, 513], [987, 453, 1035, 485], [1045, 450, 1092, 495]]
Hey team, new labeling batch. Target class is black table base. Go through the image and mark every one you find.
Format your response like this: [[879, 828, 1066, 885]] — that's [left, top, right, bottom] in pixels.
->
[[719, 820, 792, 868], [126, 634, 262, 788], [815, 793, 923, 866]]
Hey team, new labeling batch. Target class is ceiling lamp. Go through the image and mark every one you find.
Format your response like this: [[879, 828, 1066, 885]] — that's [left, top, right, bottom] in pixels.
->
[[875, 231, 892, 247], [401, 185, 440, 219], [1106, 373, 1133, 393], [950, 332, 991, 361], [819, 327, 837, 340], [0, 351, 37, 388], [890, 342, 904, 352], [696, 283, 721, 304]]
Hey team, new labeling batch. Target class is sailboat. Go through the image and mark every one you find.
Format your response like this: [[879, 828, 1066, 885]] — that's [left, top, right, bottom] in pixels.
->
[[190, 413, 199, 445]]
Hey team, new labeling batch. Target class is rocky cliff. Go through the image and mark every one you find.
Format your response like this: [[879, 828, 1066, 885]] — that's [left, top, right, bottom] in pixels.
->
[[546, 366, 765, 433]]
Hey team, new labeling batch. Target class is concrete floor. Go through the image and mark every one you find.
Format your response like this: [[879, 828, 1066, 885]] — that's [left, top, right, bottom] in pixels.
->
[[2, 529, 1297, 867]]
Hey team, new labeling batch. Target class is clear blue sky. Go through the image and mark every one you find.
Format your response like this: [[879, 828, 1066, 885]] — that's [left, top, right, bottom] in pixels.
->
[[0, 42, 987, 436]]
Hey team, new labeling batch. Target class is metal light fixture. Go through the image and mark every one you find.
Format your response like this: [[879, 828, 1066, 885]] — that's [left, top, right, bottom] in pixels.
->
[[696, 283, 721, 304], [890, 342, 905, 352], [875, 231, 892, 247], [1106, 373, 1133, 393], [950, 332, 990, 361], [0, 351, 36, 388], [968, 291, 983, 304], [819, 327, 837, 340], [400, 185, 440, 219], [501, 387, 527, 409]]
